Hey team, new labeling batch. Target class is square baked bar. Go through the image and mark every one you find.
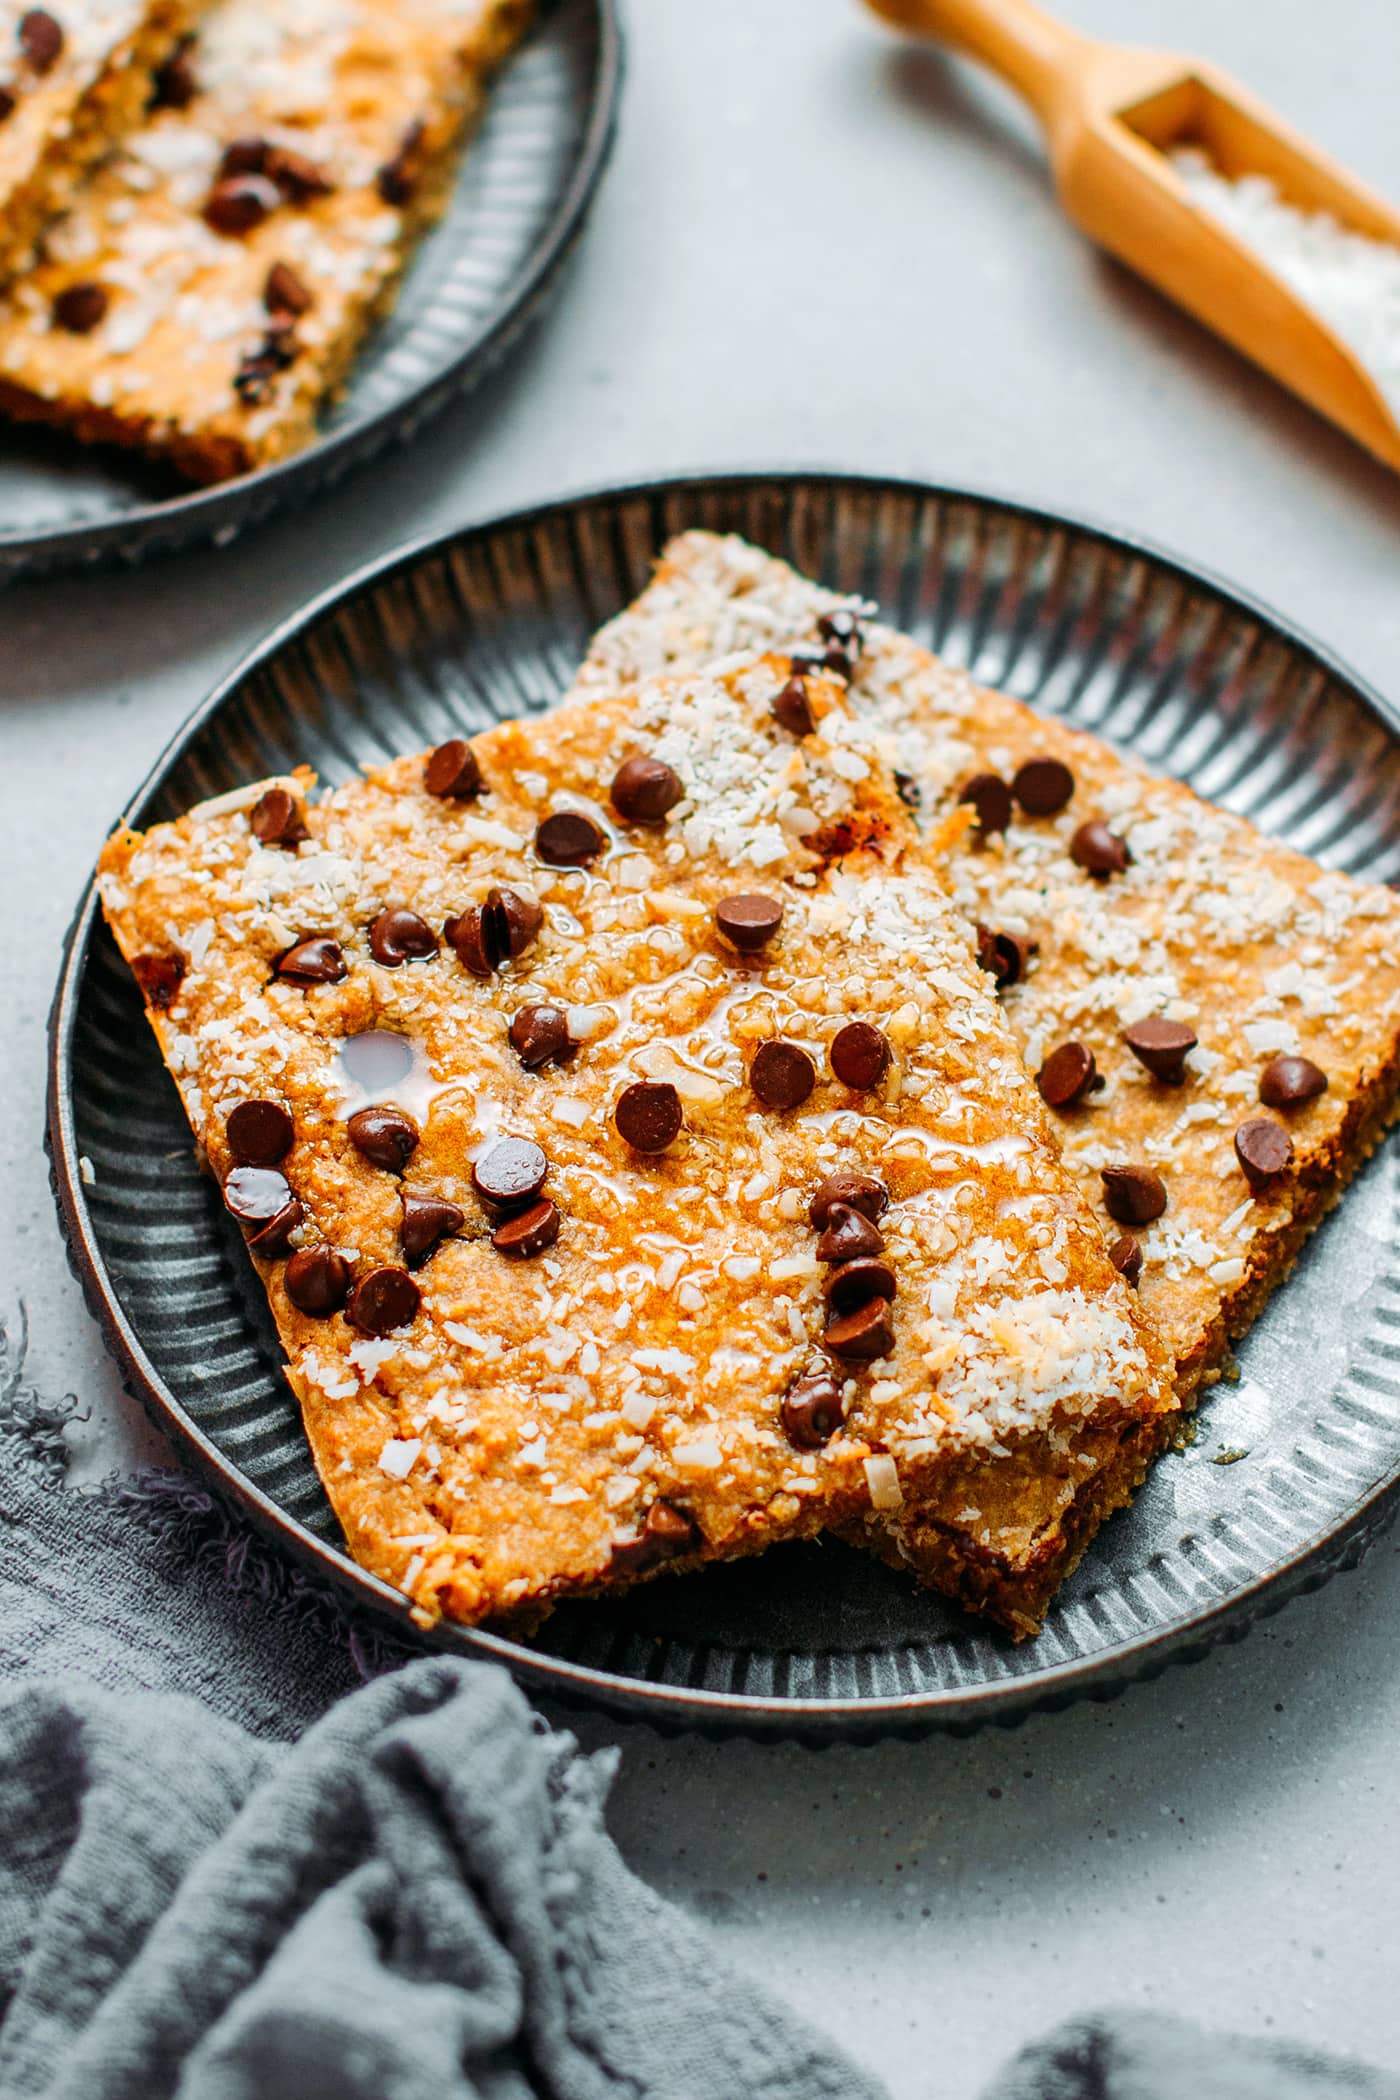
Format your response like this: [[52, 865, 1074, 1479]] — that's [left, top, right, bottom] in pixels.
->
[[98, 652, 1171, 1634], [0, 0, 202, 287], [0, 0, 530, 481]]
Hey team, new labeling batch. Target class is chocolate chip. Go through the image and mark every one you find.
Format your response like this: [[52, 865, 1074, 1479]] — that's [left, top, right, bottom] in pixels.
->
[[248, 784, 308, 849], [223, 1165, 294, 1227], [377, 118, 425, 206], [614, 1080, 682, 1154], [246, 1199, 304, 1259], [491, 1198, 561, 1258], [131, 950, 185, 1009], [823, 1299, 895, 1361], [609, 1498, 699, 1573], [830, 1021, 890, 1092], [771, 676, 816, 736], [400, 1189, 463, 1269], [472, 1135, 548, 1207], [1259, 1054, 1328, 1110], [447, 887, 544, 976], [1122, 1016, 1197, 1084], [150, 35, 196, 108], [1012, 756, 1075, 816], [52, 282, 107, 334], [1101, 1164, 1167, 1226], [266, 145, 332, 202], [345, 1265, 420, 1335], [894, 771, 921, 810], [610, 754, 683, 822], [509, 1003, 570, 1069], [275, 936, 346, 986], [285, 1246, 351, 1316], [1108, 1233, 1143, 1287], [1234, 1116, 1293, 1193], [347, 1104, 419, 1173], [0, 86, 13, 120], [233, 323, 297, 404], [423, 735, 482, 800], [815, 1202, 884, 1263], [226, 1098, 293, 1166], [817, 608, 864, 678], [264, 260, 313, 317], [975, 923, 1034, 991], [204, 173, 281, 236], [823, 1257, 898, 1313], [369, 906, 439, 968], [1070, 819, 1132, 877], [808, 1171, 888, 1229], [960, 772, 1013, 837], [1037, 1040, 1101, 1109], [218, 136, 269, 176], [751, 1040, 817, 1111], [535, 811, 606, 867], [781, 1369, 846, 1450], [18, 9, 63, 70], [714, 892, 784, 953], [444, 906, 492, 976]]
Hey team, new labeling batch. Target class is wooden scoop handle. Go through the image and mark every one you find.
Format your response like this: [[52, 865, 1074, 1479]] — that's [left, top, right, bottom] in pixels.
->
[[864, 0, 1095, 128]]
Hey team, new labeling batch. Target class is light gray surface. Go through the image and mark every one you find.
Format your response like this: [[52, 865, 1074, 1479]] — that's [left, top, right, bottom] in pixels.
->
[[4, 1, 1400, 2092]]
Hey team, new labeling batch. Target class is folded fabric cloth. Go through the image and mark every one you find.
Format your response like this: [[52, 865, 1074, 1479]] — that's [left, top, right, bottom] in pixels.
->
[[985, 2011, 1400, 2100]]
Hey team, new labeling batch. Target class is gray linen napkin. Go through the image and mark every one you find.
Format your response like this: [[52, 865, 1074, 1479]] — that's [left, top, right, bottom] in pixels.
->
[[984, 2011, 1400, 2100]]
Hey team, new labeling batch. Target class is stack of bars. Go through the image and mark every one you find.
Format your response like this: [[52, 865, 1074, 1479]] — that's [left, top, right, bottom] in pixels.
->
[[97, 533, 1400, 1637], [0, 0, 531, 481]]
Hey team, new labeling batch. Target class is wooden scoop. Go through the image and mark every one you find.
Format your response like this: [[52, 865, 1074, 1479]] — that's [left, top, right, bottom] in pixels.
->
[[866, 0, 1400, 472]]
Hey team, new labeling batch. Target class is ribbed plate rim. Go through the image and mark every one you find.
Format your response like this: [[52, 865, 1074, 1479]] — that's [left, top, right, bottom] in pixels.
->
[[47, 468, 1400, 1738]]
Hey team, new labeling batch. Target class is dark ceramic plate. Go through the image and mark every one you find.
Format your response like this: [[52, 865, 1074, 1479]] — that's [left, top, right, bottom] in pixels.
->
[[0, 0, 620, 584], [49, 473, 1400, 1738]]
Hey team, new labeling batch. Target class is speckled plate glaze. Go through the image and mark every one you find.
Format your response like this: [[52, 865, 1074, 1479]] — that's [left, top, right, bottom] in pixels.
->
[[48, 474, 1400, 1739], [0, 0, 620, 584]]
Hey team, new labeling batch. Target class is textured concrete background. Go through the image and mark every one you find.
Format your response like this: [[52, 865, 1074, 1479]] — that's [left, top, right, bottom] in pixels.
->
[[4, 1, 1400, 2091]]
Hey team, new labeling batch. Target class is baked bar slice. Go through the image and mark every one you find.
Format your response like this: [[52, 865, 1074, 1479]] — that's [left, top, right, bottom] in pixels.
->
[[98, 653, 1171, 1634], [576, 531, 1400, 1614], [0, 0, 530, 481], [0, 0, 203, 288]]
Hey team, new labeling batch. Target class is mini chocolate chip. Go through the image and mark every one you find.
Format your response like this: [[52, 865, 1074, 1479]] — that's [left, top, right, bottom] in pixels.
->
[[52, 282, 107, 334], [401, 1189, 463, 1269], [233, 322, 297, 404], [472, 1135, 548, 1207], [509, 1003, 571, 1069], [223, 1165, 293, 1227], [131, 950, 185, 1009], [1259, 1054, 1328, 1110], [275, 936, 346, 985], [771, 676, 816, 736], [781, 1369, 846, 1450], [823, 1257, 898, 1313], [491, 1198, 561, 1258], [714, 892, 784, 953], [377, 118, 425, 205], [425, 736, 483, 800], [219, 136, 269, 176], [1123, 1016, 1197, 1084], [18, 9, 63, 70], [960, 772, 1013, 837], [150, 35, 196, 107], [535, 810, 606, 866], [204, 173, 281, 236], [264, 260, 313, 316], [808, 1171, 888, 1230], [817, 608, 864, 678], [1012, 756, 1075, 816], [246, 1199, 304, 1258], [226, 1098, 294, 1166], [751, 1039, 817, 1111], [610, 1498, 699, 1573], [894, 771, 921, 810], [249, 784, 308, 849], [975, 923, 1034, 991], [1109, 1232, 1143, 1287], [824, 1298, 895, 1361], [1071, 819, 1132, 877], [830, 1020, 890, 1092], [614, 1080, 683, 1154], [1037, 1040, 1101, 1109], [347, 1104, 419, 1172], [1101, 1164, 1167, 1227], [266, 145, 332, 202], [610, 754, 683, 822], [815, 1202, 885, 1264], [285, 1246, 351, 1316], [1235, 1116, 1293, 1193], [369, 906, 438, 968], [345, 1265, 420, 1336]]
